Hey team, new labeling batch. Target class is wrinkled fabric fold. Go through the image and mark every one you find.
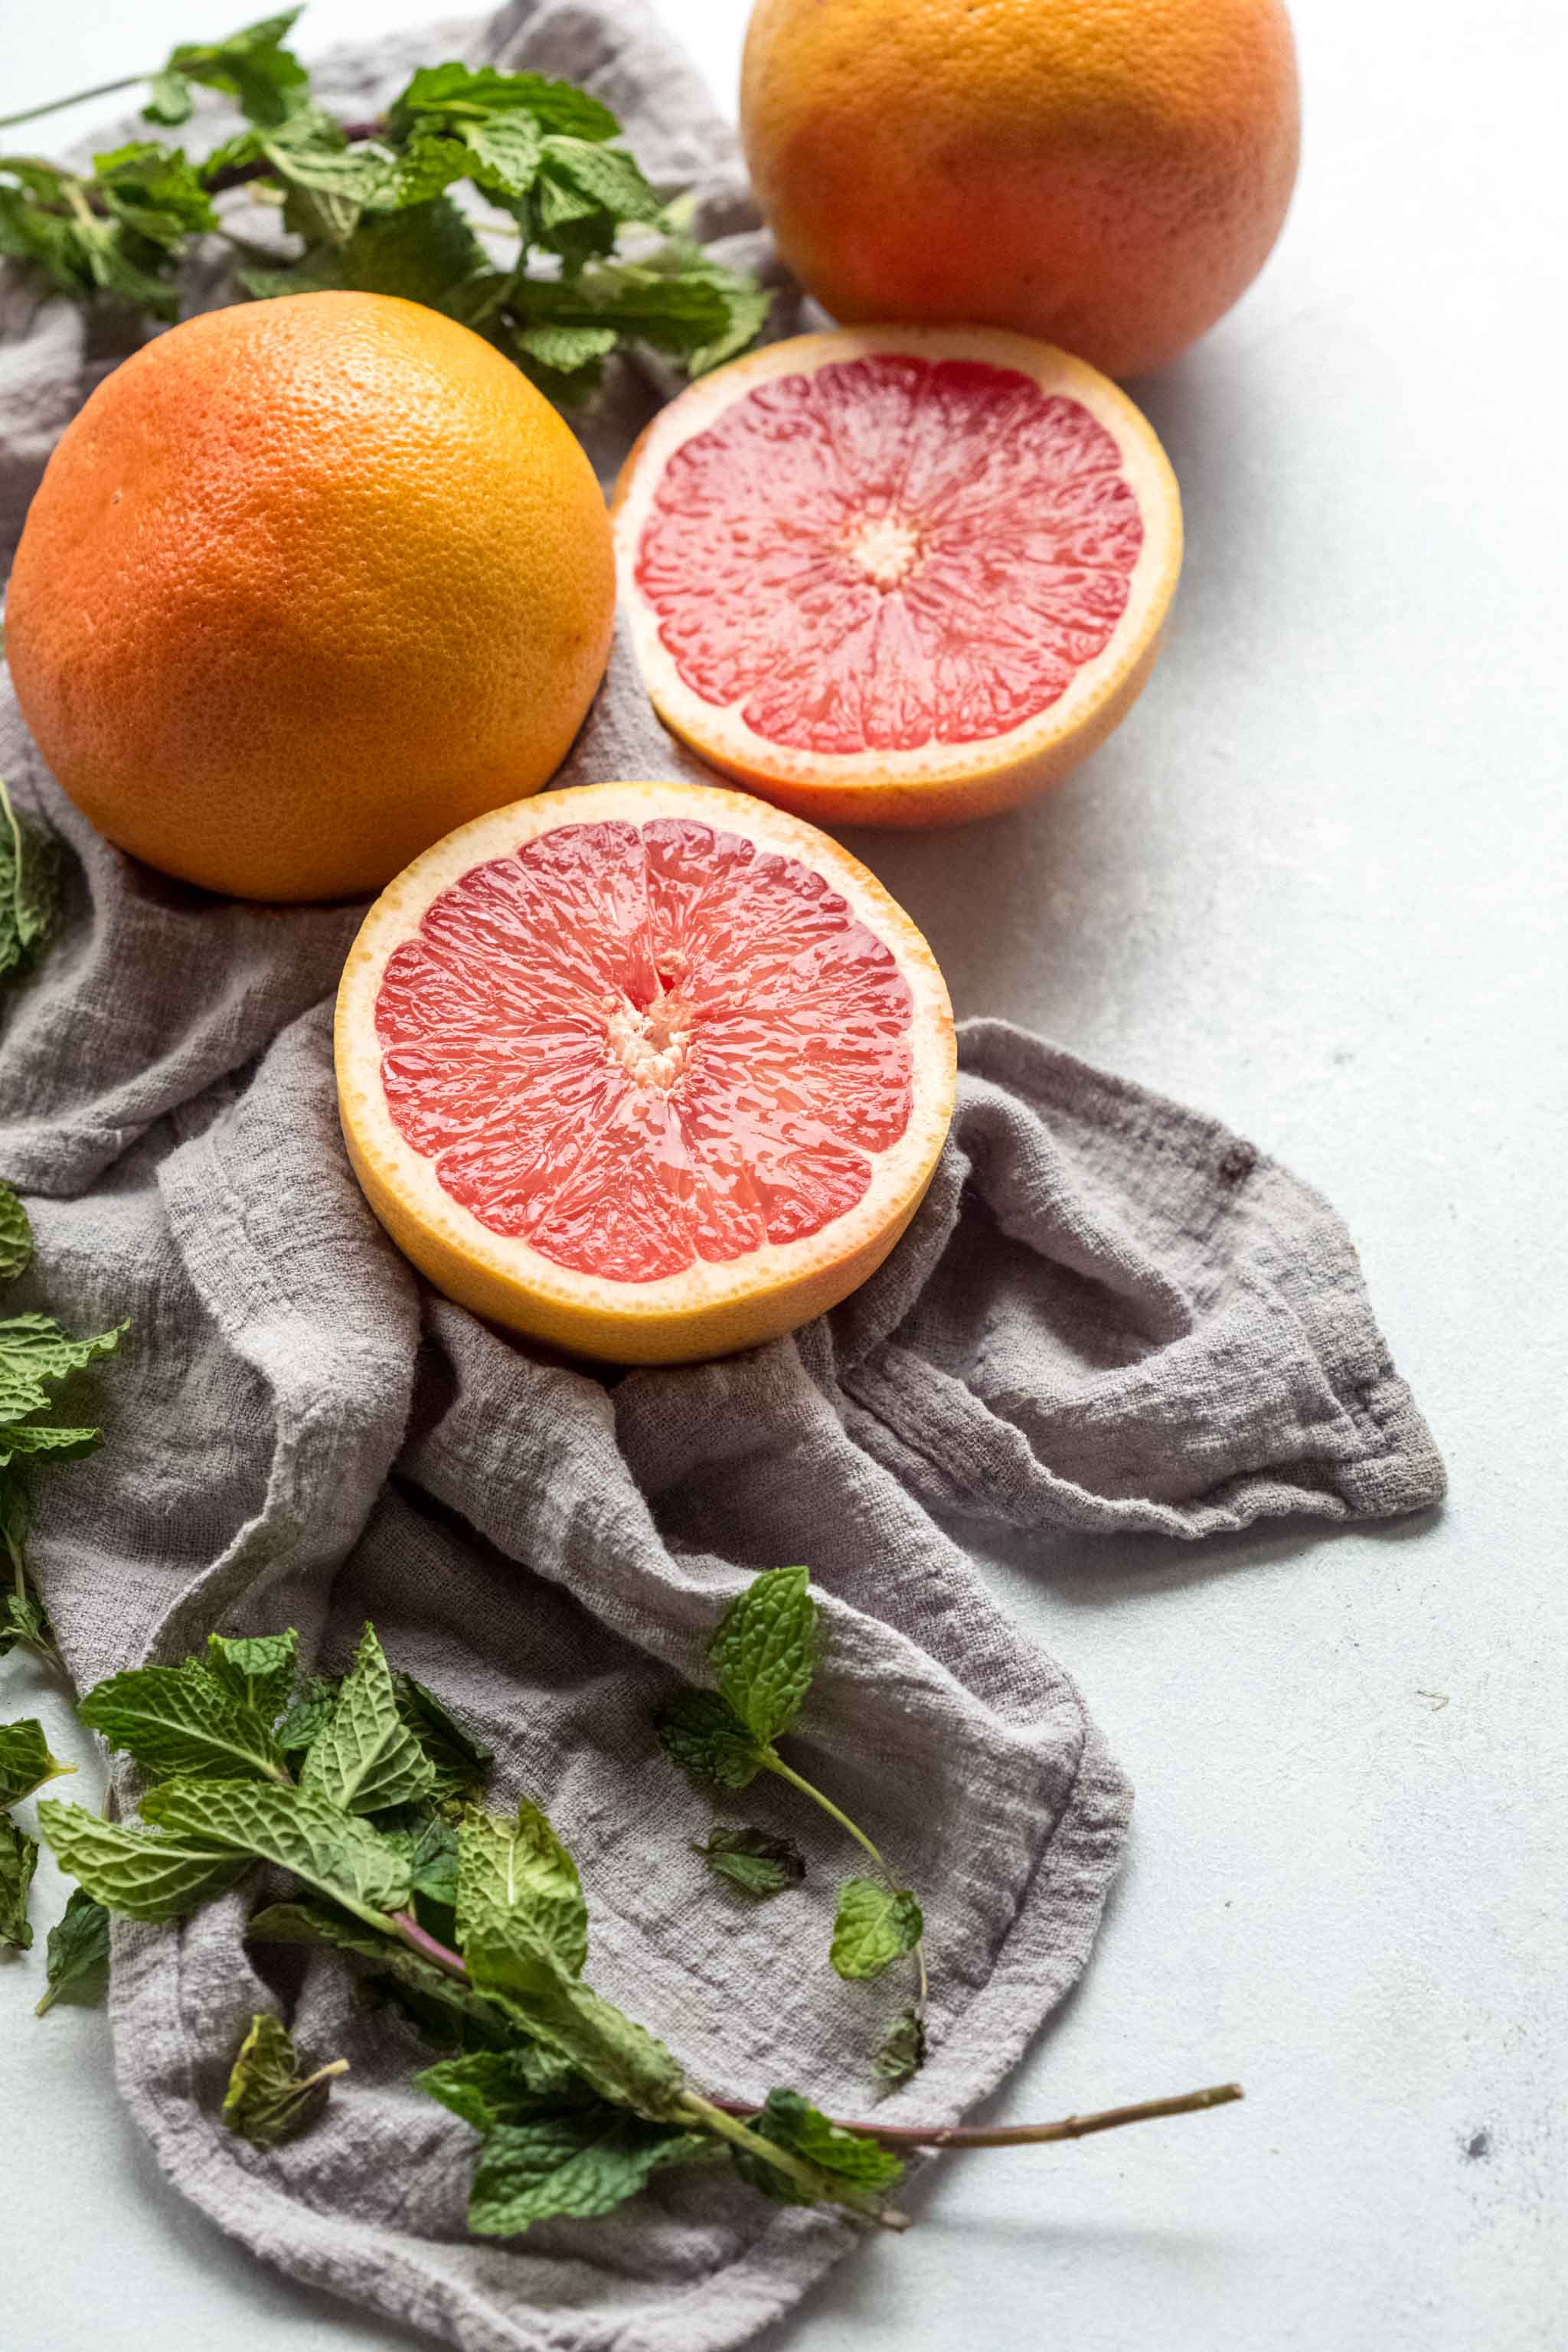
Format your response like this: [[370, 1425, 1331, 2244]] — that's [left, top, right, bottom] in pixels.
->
[[0, 1, 1441, 2345]]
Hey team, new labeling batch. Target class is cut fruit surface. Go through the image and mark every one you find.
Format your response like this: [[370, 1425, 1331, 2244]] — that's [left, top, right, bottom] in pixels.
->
[[614, 327, 1182, 828], [335, 780, 956, 1364]]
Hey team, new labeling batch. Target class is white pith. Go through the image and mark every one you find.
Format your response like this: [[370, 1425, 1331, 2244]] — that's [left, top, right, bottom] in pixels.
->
[[613, 325, 1183, 793], [335, 779, 956, 1329]]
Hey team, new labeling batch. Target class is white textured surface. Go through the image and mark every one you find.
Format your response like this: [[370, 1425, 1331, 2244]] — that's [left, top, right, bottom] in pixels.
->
[[2, 2, 1564, 2348]]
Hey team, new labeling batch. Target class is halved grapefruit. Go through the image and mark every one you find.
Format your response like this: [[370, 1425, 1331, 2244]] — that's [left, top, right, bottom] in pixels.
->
[[335, 780, 956, 1364], [613, 326, 1182, 828]]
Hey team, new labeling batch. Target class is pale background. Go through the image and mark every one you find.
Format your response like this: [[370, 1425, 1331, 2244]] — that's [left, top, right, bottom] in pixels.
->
[[1, 2, 1564, 2347]]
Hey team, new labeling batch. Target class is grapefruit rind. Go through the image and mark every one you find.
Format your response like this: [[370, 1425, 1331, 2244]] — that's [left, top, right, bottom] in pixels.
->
[[334, 779, 956, 1364], [612, 325, 1183, 828]]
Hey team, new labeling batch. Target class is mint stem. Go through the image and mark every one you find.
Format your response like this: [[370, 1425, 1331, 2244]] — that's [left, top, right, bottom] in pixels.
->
[[375, 1908, 1239, 2154], [677, 2091, 910, 2230], [0, 74, 150, 132], [759, 1748, 929, 2020], [706, 2081, 1245, 2146]]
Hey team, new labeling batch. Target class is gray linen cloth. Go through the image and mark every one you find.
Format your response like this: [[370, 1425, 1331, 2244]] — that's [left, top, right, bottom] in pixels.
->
[[0, 3, 1445, 2347]]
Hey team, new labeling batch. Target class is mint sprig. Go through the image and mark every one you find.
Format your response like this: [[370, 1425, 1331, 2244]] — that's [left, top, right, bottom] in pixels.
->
[[0, 11, 768, 407], [223, 2011, 348, 2147], [656, 1567, 931, 2073]]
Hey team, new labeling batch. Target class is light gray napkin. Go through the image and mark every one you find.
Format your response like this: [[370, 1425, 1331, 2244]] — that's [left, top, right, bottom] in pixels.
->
[[0, 3, 1444, 2347]]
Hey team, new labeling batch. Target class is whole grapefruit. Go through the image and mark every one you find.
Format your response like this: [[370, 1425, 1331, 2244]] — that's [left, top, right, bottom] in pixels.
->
[[740, 0, 1301, 380], [5, 292, 616, 902]]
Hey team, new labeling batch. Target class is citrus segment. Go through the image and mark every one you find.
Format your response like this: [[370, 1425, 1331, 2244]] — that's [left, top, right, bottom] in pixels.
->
[[614, 328, 1181, 828], [337, 781, 955, 1363]]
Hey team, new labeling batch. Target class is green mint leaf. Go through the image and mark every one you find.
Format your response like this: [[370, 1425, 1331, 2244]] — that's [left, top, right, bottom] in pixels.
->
[[300, 1624, 436, 1815], [360, 1950, 520, 2055], [459, 1892, 686, 2123], [0, 777, 61, 980], [469, 2105, 707, 2234], [139, 1778, 414, 1919], [245, 1898, 391, 1959], [404, 1809, 459, 1909], [167, 10, 309, 131], [35, 1798, 246, 1922], [142, 69, 193, 127], [205, 1630, 299, 1721], [384, 132, 472, 208], [416, 2045, 583, 2132], [730, 2088, 905, 2204], [0, 1182, 33, 1285], [655, 1690, 765, 1790], [276, 1674, 341, 1759], [0, 1716, 75, 1808], [35, 1886, 110, 2014], [387, 64, 619, 144], [78, 1661, 288, 1784], [516, 266, 737, 357], [457, 1799, 588, 1978], [515, 324, 618, 376], [0, 1421, 103, 1465], [461, 113, 543, 200], [258, 197, 488, 312], [540, 136, 662, 227], [391, 1672, 492, 1814], [829, 1880, 923, 1981], [694, 1824, 805, 1901], [92, 142, 216, 250], [0, 1312, 125, 1434], [223, 2011, 345, 2148], [707, 1567, 816, 1747], [873, 2007, 928, 2084], [0, 1815, 39, 1948]]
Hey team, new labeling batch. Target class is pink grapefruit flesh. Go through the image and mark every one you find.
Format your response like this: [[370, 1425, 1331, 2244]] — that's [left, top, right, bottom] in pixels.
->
[[336, 779, 956, 1363], [613, 326, 1182, 826]]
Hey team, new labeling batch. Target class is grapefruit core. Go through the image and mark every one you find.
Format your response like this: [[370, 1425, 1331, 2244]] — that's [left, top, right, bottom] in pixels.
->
[[613, 326, 1182, 828], [335, 780, 956, 1364]]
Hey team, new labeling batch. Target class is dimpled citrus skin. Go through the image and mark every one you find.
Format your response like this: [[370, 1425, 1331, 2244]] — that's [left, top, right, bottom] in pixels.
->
[[4, 292, 616, 902], [740, 0, 1300, 380]]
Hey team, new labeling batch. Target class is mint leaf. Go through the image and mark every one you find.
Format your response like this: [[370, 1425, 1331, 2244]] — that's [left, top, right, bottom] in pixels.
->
[[166, 10, 308, 130], [0, 1312, 124, 1436], [142, 69, 193, 127], [707, 1568, 816, 1747], [694, 1824, 805, 1901], [400, 1810, 459, 1909], [78, 1662, 288, 1784], [387, 64, 619, 145], [36, 1798, 249, 1921], [416, 2044, 581, 2130], [206, 1630, 299, 1721], [276, 1674, 340, 1759], [93, 142, 215, 250], [0, 1183, 32, 1285], [223, 2011, 345, 2147], [0, 1815, 39, 1948], [35, 1886, 109, 2014], [515, 324, 618, 375], [539, 136, 662, 227], [469, 2103, 707, 2234], [391, 1673, 492, 1814], [457, 1800, 587, 1979], [139, 1778, 413, 1919], [730, 2088, 904, 2203], [655, 1691, 765, 1790], [873, 2007, 927, 2085], [0, 1717, 75, 1808], [300, 1624, 436, 1815], [246, 1898, 391, 1959], [461, 113, 543, 200], [0, 776, 60, 979], [829, 1880, 923, 1981], [362, 1950, 519, 2055]]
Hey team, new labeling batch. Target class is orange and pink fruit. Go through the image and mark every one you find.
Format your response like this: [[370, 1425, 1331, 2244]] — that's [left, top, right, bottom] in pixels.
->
[[335, 779, 956, 1363], [615, 327, 1181, 828]]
